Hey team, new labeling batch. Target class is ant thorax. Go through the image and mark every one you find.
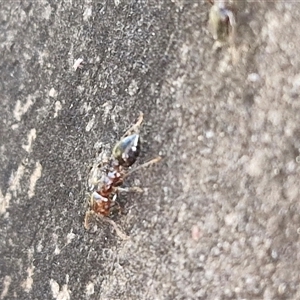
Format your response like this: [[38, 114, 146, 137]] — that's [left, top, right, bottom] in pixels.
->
[[89, 162, 118, 192]]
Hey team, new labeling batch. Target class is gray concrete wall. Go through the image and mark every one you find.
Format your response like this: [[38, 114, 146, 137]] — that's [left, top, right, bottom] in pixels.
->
[[1, 1, 300, 299]]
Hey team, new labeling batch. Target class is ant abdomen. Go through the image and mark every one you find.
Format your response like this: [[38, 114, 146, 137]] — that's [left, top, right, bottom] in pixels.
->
[[112, 134, 140, 167]]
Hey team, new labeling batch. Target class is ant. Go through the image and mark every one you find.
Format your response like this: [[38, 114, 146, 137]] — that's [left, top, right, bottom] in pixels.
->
[[207, 0, 237, 45], [84, 112, 161, 234]]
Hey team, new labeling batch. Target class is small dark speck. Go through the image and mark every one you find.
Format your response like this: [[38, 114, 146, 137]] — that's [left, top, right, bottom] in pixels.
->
[[22, 2, 33, 14], [243, 93, 254, 108], [290, 92, 299, 100]]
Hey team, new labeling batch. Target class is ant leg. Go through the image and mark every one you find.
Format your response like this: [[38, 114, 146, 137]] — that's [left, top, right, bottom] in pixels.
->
[[84, 210, 95, 229], [226, 9, 236, 46], [122, 112, 144, 138], [102, 218, 130, 240], [86, 206, 130, 240], [85, 192, 91, 204], [117, 187, 143, 193], [84, 192, 98, 229], [124, 156, 162, 178]]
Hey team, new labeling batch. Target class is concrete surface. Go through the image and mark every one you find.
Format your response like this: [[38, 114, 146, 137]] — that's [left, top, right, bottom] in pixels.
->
[[1, 0, 300, 299]]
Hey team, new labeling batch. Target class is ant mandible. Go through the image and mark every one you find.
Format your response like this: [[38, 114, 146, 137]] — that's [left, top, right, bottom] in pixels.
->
[[84, 112, 161, 230]]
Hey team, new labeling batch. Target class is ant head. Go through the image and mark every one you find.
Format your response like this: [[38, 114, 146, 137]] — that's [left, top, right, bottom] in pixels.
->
[[112, 134, 140, 167]]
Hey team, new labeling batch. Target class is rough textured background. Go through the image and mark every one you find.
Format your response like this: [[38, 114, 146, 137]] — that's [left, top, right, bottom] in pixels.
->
[[1, 1, 300, 299]]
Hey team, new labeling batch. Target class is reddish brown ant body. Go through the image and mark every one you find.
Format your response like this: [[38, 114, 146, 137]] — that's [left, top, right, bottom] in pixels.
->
[[84, 113, 160, 230]]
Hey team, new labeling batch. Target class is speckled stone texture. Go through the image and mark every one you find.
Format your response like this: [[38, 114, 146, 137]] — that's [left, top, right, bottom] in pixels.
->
[[1, 1, 300, 299]]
